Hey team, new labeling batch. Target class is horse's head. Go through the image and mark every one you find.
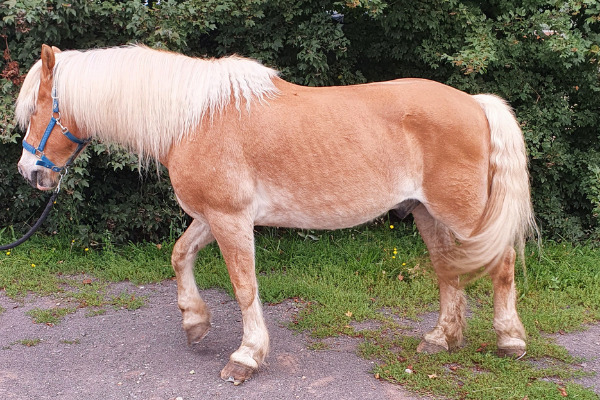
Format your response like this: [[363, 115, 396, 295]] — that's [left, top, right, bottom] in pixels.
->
[[16, 44, 88, 191]]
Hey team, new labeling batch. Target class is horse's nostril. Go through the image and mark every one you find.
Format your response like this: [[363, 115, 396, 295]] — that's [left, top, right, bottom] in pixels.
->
[[29, 170, 37, 186]]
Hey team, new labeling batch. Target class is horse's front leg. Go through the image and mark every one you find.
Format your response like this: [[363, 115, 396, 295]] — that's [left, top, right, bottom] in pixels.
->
[[208, 211, 268, 384], [171, 218, 215, 343]]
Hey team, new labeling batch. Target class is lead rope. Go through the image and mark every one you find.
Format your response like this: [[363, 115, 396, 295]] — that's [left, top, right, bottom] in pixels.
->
[[0, 171, 66, 251]]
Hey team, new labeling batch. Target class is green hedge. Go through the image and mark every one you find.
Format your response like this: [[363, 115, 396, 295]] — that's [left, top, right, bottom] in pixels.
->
[[1, 0, 599, 244]]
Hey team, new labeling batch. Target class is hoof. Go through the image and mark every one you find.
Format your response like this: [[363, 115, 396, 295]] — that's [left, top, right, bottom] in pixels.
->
[[220, 361, 256, 385], [497, 347, 526, 359], [185, 321, 211, 344], [417, 340, 448, 354]]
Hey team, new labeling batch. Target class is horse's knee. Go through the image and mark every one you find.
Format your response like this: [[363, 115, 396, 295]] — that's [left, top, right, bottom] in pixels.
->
[[171, 245, 187, 271], [233, 285, 257, 310], [171, 219, 214, 273]]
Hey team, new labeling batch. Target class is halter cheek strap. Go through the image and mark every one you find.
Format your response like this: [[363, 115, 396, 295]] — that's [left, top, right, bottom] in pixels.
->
[[22, 87, 90, 173]]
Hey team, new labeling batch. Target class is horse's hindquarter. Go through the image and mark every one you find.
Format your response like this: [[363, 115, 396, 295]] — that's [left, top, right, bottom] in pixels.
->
[[167, 78, 490, 231]]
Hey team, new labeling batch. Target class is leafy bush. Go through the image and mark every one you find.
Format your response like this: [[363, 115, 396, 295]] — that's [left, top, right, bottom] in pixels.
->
[[1, 0, 599, 244]]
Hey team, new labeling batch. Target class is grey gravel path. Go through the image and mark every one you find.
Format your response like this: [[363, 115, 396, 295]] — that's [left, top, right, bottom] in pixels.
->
[[0, 280, 426, 400]]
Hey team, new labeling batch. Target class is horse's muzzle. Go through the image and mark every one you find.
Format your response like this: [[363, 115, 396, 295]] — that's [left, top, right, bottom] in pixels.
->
[[18, 165, 55, 191], [18, 163, 35, 187]]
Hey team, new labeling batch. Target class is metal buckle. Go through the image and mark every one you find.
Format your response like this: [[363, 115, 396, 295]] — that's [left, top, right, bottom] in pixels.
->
[[52, 112, 68, 133], [56, 118, 69, 134], [55, 167, 68, 193]]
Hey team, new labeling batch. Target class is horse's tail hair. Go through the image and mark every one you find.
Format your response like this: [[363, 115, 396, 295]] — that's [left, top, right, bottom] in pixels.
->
[[450, 94, 537, 278]]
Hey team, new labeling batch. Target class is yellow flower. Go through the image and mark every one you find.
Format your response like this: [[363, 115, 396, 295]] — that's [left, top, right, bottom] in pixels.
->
[[71, 240, 75, 243], [389, 225, 394, 229], [84, 248, 89, 252], [5, 251, 10, 256], [402, 262, 407, 266], [31, 263, 36, 268], [393, 250, 398, 255], [392, 256, 396, 259]]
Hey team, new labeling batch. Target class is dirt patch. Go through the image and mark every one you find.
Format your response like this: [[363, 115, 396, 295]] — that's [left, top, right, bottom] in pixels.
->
[[554, 323, 600, 393]]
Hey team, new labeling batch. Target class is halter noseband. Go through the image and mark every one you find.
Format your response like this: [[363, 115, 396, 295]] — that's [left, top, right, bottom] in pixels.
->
[[22, 86, 90, 173]]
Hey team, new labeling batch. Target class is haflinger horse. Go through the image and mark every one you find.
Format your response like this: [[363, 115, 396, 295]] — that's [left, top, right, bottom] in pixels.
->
[[16, 44, 535, 384]]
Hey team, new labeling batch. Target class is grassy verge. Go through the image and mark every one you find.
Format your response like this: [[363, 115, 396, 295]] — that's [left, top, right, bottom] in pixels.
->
[[1, 221, 599, 399]]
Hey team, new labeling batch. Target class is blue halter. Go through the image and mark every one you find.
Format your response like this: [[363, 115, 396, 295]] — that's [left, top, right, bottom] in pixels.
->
[[22, 86, 90, 173]]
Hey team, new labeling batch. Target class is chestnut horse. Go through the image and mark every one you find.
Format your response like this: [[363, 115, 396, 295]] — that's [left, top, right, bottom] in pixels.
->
[[16, 44, 535, 384]]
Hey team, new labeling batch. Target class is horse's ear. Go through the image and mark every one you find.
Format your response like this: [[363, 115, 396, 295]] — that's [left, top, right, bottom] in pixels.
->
[[51, 46, 62, 54], [40, 44, 55, 81]]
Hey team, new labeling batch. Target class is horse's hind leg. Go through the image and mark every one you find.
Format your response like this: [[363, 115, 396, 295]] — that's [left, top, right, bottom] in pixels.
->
[[413, 205, 526, 356], [413, 204, 467, 352], [489, 247, 526, 357], [207, 211, 269, 384], [171, 218, 215, 344]]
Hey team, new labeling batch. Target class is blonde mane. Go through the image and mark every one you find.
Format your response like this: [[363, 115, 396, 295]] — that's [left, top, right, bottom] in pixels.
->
[[15, 45, 280, 160]]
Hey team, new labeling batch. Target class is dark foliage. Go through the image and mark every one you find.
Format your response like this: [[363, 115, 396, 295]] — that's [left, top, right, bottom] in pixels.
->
[[1, 0, 599, 244]]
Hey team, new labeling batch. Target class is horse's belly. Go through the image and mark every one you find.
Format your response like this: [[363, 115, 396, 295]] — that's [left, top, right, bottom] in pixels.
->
[[252, 179, 421, 230], [254, 207, 389, 230]]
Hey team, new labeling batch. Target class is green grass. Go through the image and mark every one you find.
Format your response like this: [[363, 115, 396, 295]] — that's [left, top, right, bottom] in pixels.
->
[[109, 292, 146, 310], [16, 338, 42, 347], [1, 221, 599, 398], [307, 340, 330, 351], [85, 308, 107, 317], [59, 339, 81, 345], [26, 307, 77, 325]]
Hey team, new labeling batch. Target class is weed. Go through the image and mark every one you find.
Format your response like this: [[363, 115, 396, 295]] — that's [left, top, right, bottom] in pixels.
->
[[85, 309, 107, 317], [307, 340, 330, 351], [26, 307, 76, 325], [16, 338, 41, 347], [59, 339, 81, 345], [110, 292, 146, 310], [61, 278, 108, 308]]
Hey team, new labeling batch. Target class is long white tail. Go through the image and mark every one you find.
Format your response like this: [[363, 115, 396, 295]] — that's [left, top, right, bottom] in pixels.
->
[[451, 94, 536, 274]]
